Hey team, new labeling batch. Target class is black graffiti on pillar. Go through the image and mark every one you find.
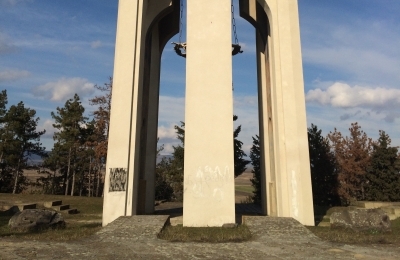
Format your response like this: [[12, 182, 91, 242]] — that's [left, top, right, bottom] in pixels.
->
[[109, 168, 127, 192]]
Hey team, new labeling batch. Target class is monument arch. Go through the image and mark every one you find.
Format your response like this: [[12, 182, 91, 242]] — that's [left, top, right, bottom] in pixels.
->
[[103, 0, 314, 227]]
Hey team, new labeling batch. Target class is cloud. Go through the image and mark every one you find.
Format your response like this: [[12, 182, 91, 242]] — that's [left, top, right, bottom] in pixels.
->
[[0, 0, 31, 7], [306, 82, 400, 109], [0, 69, 30, 82], [158, 124, 178, 139], [32, 77, 95, 102], [306, 82, 400, 123], [158, 96, 185, 123], [0, 32, 17, 54], [38, 119, 55, 139], [301, 14, 400, 87], [91, 40, 102, 49]]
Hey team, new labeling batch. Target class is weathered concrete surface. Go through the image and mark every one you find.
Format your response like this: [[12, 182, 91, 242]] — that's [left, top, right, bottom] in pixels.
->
[[330, 208, 391, 232], [1, 216, 400, 259]]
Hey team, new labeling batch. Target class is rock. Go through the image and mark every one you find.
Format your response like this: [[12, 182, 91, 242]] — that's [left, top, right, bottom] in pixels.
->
[[222, 223, 238, 228], [8, 209, 65, 232], [330, 208, 391, 232]]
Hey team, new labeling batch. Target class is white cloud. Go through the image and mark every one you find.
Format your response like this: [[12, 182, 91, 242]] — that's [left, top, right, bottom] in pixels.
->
[[158, 96, 185, 123], [32, 77, 95, 102], [38, 119, 55, 138], [0, 69, 30, 82], [91, 40, 102, 49], [301, 15, 400, 88], [306, 82, 400, 122], [0, 0, 31, 7], [306, 82, 400, 109], [0, 32, 16, 54], [158, 124, 178, 139]]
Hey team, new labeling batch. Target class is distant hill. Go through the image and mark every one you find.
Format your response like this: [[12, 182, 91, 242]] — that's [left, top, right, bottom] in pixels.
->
[[26, 152, 49, 166]]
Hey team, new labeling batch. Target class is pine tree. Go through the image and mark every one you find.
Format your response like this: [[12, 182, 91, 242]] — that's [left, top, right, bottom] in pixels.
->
[[2, 101, 46, 193], [156, 116, 249, 201], [0, 90, 9, 192], [308, 124, 339, 206], [233, 115, 251, 177], [365, 131, 400, 201], [51, 94, 87, 196], [249, 135, 261, 205], [39, 144, 65, 194]]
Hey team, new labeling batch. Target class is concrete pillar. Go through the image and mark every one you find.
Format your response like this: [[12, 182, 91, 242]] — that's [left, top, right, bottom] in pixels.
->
[[240, 0, 315, 226], [183, 0, 236, 227], [103, 0, 179, 226]]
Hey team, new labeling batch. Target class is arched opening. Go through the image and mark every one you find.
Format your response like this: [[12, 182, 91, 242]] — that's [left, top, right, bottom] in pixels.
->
[[104, 0, 315, 227], [238, 0, 273, 216]]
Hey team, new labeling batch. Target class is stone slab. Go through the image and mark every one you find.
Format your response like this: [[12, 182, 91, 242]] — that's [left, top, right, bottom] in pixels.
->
[[52, 205, 70, 211], [2, 215, 400, 259], [17, 203, 36, 211], [44, 200, 62, 208]]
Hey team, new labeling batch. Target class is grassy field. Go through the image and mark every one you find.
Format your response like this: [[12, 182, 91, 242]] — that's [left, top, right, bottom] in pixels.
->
[[235, 185, 254, 194], [0, 193, 103, 241]]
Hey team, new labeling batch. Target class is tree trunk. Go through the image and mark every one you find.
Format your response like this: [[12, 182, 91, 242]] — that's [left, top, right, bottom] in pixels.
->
[[88, 156, 92, 197], [71, 146, 78, 196], [71, 168, 75, 196], [65, 146, 72, 196], [96, 162, 101, 197], [52, 169, 56, 195], [12, 158, 21, 194]]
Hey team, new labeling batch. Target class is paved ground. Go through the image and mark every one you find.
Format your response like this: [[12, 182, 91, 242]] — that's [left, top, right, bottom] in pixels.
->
[[1, 213, 400, 259]]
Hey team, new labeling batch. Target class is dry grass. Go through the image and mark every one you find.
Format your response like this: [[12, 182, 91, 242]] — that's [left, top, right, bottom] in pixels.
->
[[158, 224, 252, 243], [307, 218, 400, 246], [0, 193, 103, 241], [235, 185, 254, 194]]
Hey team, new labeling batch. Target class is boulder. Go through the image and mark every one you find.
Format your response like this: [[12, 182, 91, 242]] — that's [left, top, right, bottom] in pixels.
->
[[9, 209, 65, 232], [330, 208, 391, 232]]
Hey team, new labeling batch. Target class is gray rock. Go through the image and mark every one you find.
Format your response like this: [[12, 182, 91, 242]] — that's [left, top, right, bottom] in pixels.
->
[[8, 209, 65, 232], [330, 208, 391, 232]]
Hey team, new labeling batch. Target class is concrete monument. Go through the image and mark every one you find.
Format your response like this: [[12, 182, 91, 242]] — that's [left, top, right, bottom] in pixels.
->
[[103, 0, 314, 227]]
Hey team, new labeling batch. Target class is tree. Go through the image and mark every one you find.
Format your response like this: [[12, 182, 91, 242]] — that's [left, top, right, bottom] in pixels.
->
[[89, 78, 112, 197], [308, 124, 339, 206], [156, 123, 185, 201], [51, 94, 87, 196], [156, 116, 249, 201], [365, 131, 400, 201], [328, 123, 372, 205], [0, 90, 9, 191], [233, 115, 251, 177], [171, 116, 249, 177], [249, 135, 261, 205], [38, 144, 65, 195], [154, 141, 174, 201], [2, 101, 45, 193]]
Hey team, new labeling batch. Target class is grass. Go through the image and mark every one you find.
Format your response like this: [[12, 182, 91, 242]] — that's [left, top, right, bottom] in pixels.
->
[[158, 224, 252, 243], [2, 193, 400, 245], [0, 193, 103, 241], [307, 218, 400, 246], [235, 185, 254, 194]]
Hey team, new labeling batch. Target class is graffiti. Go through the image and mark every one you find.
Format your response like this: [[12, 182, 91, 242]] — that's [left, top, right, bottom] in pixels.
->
[[185, 166, 231, 201], [109, 168, 127, 192]]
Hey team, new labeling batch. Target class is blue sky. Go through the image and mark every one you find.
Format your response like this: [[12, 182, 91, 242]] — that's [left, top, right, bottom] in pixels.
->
[[1, 0, 400, 155]]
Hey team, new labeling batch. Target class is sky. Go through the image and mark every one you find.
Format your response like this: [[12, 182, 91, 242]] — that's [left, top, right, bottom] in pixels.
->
[[1, 0, 400, 156]]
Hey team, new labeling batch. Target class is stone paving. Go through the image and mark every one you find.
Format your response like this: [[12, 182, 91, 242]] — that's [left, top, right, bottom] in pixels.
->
[[1, 215, 400, 259]]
